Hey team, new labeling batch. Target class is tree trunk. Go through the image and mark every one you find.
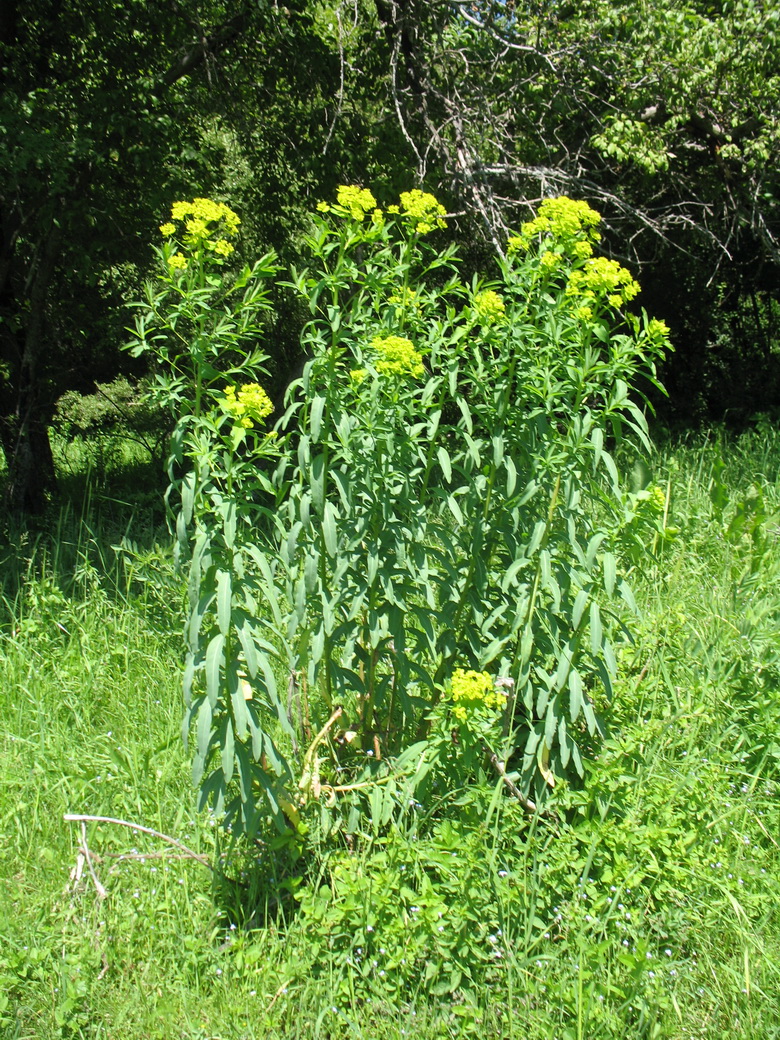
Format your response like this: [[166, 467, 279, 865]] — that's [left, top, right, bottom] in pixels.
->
[[0, 221, 61, 514], [0, 411, 56, 514]]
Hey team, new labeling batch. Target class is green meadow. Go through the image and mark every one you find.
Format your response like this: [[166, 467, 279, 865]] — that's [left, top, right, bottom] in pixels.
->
[[1, 425, 779, 1040]]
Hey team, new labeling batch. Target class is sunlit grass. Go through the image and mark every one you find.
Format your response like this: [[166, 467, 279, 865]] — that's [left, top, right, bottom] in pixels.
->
[[1, 427, 780, 1037]]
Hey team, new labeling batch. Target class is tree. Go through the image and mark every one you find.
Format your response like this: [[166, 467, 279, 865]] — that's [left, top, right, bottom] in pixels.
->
[[370, 0, 780, 416], [0, 0, 356, 510]]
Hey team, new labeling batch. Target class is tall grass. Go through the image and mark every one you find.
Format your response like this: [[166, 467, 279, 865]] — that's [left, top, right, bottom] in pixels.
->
[[1, 426, 779, 1038]]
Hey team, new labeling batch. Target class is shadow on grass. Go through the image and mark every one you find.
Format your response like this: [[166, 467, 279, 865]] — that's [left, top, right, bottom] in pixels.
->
[[0, 447, 172, 630]]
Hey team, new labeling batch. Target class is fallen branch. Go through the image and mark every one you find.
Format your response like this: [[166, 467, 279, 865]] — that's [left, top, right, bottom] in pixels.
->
[[63, 814, 213, 869]]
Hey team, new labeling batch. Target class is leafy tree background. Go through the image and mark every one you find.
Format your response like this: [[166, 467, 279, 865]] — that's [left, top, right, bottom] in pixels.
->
[[2, 0, 779, 510]]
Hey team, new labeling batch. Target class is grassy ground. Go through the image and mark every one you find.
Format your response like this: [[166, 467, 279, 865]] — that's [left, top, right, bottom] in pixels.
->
[[1, 426, 779, 1039]]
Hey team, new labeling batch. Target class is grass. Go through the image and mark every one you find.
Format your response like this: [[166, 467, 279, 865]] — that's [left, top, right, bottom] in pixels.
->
[[1, 426, 779, 1038]]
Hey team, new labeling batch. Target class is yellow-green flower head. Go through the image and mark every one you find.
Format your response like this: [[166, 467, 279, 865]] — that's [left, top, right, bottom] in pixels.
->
[[398, 190, 447, 234], [566, 256, 640, 306], [388, 287, 421, 313], [349, 368, 368, 385], [370, 335, 425, 379], [473, 289, 506, 324], [648, 484, 666, 514], [508, 196, 602, 255], [165, 198, 241, 252], [335, 185, 378, 221], [449, 668, 505, 722], [167, 253, 188, 271], [645, 318, 671, 346], [221, 383, 273, 429], [212, 238, 234, 258]]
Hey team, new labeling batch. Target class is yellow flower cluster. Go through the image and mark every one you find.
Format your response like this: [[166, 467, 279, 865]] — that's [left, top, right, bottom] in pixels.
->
[[509, 196, 602, 252], [647, 484, 666, 514], [566, 256, 640, 307], [221, 383, 273, 429], [161, 198, 240, 261], [370, 335, 425, 378], [449, 668, 505, 722], [398, 189, 447, 234], [645, 318, 671, 345], [388, 287, 421, 312], [335, 185, 378, 221], [473, 289, 506, 324]]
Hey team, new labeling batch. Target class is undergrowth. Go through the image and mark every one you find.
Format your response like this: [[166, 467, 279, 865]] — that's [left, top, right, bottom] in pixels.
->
[[1, 424, 779, 1038]]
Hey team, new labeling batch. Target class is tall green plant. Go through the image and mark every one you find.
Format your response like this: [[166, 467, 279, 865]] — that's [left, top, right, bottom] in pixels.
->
[[129, 188, 671, 838], [127, 199, 288, 834]]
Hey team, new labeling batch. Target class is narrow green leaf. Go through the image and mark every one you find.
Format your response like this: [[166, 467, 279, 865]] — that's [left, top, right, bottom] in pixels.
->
[[603, 552, 616, 597], [572, 588, 589, 630], [235, 742, 254, 806], [589, 601, 603, 655], [304, 548, 319, 593], [246, 703, 265, 760], [216, 569, 232, 636], [181, 470, 196, 525], [591, 426, 604, 474], [528, 520, 546, 556], [569, 668, 583, 722], [297, 433, 311, 469], [501, 557, 527, 592], [311, 454, 325, 512], [228, 663, 249, 740], [310, 395, 326, 443], [222, 499, 236, 549], [323, 501, 337, 556], [235, 614, 259, 677], [571, 739, 584, 777], [220, 717, 235, 784], [446, 494, 464, 526], [585, 533, 606, 570], [582, 698, 597, 736], [559, 727, 571, 768], [205, 632, 225, 708], [196, 697, 213, 760], [618, 578, 639, 615], [544, 701, 558, 748], [506, 455, 517, 497], [601, 450, 620, 492], [437, 446, 452, 483], [492, 433, 504, 467], [457, 397, 473, 434], [183, 652, 196, 706], [540, 548, 551, 589]]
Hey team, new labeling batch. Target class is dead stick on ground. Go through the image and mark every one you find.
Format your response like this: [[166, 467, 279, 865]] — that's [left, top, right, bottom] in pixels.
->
[[80, 821, 108, 900], [64, 814, 213, 870]]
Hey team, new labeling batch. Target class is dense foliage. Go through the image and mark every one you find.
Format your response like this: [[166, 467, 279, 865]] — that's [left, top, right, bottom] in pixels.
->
[[2, 0, 780, 511], [127, 189, 671, 837]]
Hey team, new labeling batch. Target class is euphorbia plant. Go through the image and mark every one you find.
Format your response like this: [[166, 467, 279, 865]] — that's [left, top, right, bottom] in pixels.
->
[[129, 188, 671, 838]]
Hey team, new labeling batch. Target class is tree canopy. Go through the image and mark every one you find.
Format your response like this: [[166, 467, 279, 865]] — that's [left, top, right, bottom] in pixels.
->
[[2, 0, 779, 508]]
